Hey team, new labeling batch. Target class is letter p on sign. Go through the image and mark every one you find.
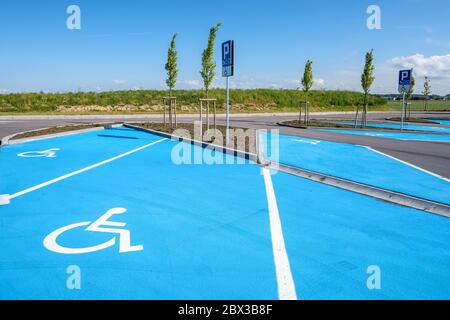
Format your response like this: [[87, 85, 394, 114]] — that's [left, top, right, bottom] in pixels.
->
[[401, 71, 409, 81]]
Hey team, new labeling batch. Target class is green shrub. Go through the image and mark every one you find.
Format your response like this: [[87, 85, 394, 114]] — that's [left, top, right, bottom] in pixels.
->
[[0, 89, 387, 113]]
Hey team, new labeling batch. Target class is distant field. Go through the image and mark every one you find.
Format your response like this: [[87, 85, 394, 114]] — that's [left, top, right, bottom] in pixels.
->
[[387, 100, 450, 111], [0, 89, 389, 114]]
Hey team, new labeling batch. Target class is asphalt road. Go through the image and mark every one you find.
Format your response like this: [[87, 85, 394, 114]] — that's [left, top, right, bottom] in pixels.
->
[[1, 111, 449, 178]]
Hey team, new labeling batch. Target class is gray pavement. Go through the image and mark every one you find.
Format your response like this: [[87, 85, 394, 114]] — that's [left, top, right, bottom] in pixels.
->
[[1, 111, 449, 178]]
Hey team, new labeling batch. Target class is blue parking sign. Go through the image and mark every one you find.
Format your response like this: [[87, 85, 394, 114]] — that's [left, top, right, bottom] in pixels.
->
[[398, 69, 412, 93], [399, 70, 411, 85], [222, 40, 234, 77]]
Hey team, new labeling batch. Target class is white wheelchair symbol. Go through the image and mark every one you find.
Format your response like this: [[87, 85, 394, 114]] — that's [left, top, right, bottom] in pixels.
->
[[43, 208, 144, 255], [18, 148, 60, 158]]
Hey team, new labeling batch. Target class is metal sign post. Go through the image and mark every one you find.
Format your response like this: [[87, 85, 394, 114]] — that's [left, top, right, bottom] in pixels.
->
[[226, 77, 230, 142], [401, 92, 406, 131], [398, 69, 412, 132], [222, 40, 234, 145]]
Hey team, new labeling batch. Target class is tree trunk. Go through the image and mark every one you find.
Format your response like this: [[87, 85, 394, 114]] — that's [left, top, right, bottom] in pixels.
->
[[205, 89, 209, 133], [363, 93, 368, 128], [305, 92, 309, 126], [163, 98, 166, 127], [298, 100, 302, 122], [354, 103, 359, 128], [169, 89, 172, 126], [304, 101, 307, 126], [365, 103, 368, 127]]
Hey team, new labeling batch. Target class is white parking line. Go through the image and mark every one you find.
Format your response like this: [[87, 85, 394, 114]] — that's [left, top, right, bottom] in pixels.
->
[[364, 146, 450, 183], [1, 138, 168, 205], [262, 167, 297, 300]]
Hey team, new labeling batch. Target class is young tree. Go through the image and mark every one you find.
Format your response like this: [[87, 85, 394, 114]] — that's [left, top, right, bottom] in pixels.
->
[[406, 70, 415, 100], [360, 49, 375, 127], [165, 33, 178, 96], [164, 33, 178, 126], [423, 76, 431, 111], [406, 69, 415, 118], [301, 60, 313, 125], [200, 22, 221, 99]]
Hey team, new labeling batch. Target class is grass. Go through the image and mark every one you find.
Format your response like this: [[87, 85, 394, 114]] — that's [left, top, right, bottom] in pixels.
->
[[387, 100, 450, 111], [0, 89, 389, 114]]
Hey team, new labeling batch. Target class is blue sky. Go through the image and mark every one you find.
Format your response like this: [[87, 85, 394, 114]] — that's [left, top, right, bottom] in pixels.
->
[[0, 0, 449, 94]]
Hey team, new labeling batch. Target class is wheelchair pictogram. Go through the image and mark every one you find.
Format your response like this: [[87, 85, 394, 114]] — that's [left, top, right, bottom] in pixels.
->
[[43, 207, 144, 254], [18, 148, 60, 158]]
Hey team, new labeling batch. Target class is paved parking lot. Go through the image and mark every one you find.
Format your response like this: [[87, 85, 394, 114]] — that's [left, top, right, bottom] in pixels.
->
[[1, 126, 449, 299]]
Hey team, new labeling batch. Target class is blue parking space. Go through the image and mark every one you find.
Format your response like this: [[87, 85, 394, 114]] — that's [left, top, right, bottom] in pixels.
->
[[263, 133, 450, 204], [0, 129, 278, 299], [1, 126, 450, 300], [273, 172, 450, 300], [319, 129, 450, 142]]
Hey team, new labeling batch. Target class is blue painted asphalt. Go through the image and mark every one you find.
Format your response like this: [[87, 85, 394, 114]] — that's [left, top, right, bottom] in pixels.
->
[[273, 172, 450, 300], [341, 122, 450, 133], [263, 133, 450, 204], [319, 129, 450, 142], [1, 127, 449, 299], [0, 129, 277, 299], [0, 127, 163, 196]]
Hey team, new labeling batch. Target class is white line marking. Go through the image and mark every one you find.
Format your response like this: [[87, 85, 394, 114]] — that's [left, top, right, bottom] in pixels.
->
[[0, 194, 10, 205], [8, 138, 168, 202], [364, 146, 450, 183], [262, 167, 297, 300]]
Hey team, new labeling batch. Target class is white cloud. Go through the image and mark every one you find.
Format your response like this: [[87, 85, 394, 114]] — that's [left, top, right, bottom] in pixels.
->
[[114, 80, 127, 85], [315, 78, 325, 86], [0, 88, 10, 94], [389, 54, 450, 79]]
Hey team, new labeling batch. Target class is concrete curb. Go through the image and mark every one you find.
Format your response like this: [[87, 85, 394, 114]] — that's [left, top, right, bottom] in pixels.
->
[[0, 127, 53, 146], [272, 162, 450, 218], [124, 124, 258, 162], [276, 121, 450, 135], [0, 124, 122, 147]]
